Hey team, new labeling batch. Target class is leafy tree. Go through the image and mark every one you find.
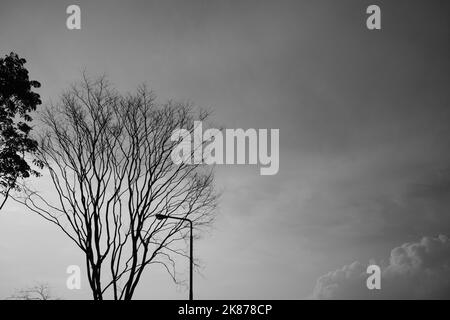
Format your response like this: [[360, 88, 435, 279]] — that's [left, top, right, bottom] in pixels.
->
[[0, 52, 42, 210]]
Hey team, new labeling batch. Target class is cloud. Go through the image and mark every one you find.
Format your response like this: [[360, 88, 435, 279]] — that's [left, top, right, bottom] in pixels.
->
[[312, 235, 450, 299]]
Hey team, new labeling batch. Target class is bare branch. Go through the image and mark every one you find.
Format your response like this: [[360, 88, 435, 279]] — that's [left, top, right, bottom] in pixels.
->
[[16, 75, 218, 300]]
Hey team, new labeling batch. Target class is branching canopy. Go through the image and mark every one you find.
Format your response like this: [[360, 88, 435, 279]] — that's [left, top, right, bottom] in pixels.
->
[[17, 75, 218, 300]]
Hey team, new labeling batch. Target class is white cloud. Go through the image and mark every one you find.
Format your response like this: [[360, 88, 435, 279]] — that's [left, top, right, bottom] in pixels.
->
[[312, 235, 450, 299]]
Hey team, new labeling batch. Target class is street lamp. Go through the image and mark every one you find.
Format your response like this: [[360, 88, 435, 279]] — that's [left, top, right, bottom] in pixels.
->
[[155, 214, 194, 300]]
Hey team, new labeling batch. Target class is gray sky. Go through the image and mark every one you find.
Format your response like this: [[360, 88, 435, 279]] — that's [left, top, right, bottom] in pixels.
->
[[1, 0, 449, 299]]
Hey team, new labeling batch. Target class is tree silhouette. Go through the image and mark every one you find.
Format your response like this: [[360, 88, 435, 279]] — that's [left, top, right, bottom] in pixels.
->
[[6, 283, 59, 300], [0, 52, 43, 211], [17, 75, 218, 300]]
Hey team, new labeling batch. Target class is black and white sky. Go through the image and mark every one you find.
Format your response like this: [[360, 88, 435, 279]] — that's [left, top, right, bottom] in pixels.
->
[[1, 0, 450, 299]]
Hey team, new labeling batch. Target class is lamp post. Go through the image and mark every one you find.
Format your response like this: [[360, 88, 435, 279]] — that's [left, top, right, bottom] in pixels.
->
[[155, 214, 193, 300]]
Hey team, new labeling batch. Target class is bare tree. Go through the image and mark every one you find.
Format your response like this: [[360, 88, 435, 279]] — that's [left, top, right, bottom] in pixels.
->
[[16, 75, 218, 300], [6, 283, 57, 300]]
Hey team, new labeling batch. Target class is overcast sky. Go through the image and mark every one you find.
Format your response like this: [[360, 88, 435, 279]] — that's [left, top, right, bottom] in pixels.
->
[[1, 0, 449, 299]]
